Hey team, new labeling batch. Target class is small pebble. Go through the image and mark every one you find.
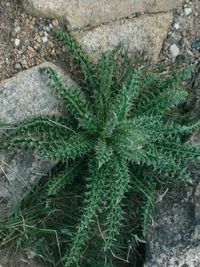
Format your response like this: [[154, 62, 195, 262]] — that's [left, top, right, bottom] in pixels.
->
[[36, 36, 41, 43], [34, 44, 39, 50], [13, 21, 19, 27], [39, 31, 44, 37], [28, 46, 35, 52], [174, 23, 180, 30], [42, 36, 48, 43], [21, 59, 28, 68], [50, 48, 56, 55], [26, 249, 37, 260], [15, 63, 21, 70], [52, 19, 59, 27], [62, 46, 67, 53], [14, 26, 21, 33], [48, 23, 53, 29], [48, 41, 54, 48], [186, 49, 194, 56], [169, 44, 180, 58], [14, 38, 20, 47], [45, 26, 51, 32], [184, 7, 192, 16]]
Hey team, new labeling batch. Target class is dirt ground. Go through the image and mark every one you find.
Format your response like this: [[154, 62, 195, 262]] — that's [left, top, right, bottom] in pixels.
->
[[0, 0, 72, 82], [0, 0, 199, 82]]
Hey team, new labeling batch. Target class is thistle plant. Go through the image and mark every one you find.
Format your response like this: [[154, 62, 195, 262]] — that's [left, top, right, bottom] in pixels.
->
[[0, 29, 200, 266]]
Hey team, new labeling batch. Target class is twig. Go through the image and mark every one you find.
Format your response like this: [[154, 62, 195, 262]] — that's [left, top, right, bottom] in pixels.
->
[[48, 119, 77, 134]]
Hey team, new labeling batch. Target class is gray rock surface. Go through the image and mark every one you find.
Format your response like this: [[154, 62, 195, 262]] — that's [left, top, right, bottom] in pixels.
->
[[194, 183, 200, 225], [0, 250, 47, 267], [0, 62, 75, 220], [144, 192, 200, 267], [73, 13, 173, 61], [0, 62, 63, 124], [144, 76, 200, 267], [22, 0, 184, 30], [169, 44, 180, 58]]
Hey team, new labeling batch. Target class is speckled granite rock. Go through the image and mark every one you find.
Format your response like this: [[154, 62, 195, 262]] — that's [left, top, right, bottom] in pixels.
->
[[22, 0, 184, 30], [194, 183, 200, 225], [0, 62, 76, 220], [144, 194, 200, 267], [73, 13, 173, 61], [145, 113, 200, 266], [0, 250, 47, 267], [0, 62, 64, 123]]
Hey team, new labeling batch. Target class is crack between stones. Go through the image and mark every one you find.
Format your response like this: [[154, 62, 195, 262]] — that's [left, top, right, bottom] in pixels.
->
[[71, 10, 175, 32]]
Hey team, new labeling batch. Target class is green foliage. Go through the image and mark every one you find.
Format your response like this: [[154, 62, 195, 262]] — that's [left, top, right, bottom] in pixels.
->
[[0, 29, 199, 266]]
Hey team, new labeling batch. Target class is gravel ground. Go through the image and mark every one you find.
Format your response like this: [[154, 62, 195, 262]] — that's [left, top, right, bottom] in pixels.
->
[[162, 0, 200, 65], [0, 0, 199, 82], [0, 0, 73, 82]]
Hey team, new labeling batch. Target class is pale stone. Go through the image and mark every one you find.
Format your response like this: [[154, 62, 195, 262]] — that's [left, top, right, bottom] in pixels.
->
[[184, 7, 192, 16], [22, 0, 184, 30], [174, 23, 180, 30], [14, 26, 21, 33], [169, 44, 180, 58], [52, 19, 59, 27], [14, 38, 20, 47], [0, 62, 64, 123], [0, 62, 77, 220], [73, 13, 173, 61], [42, 36, 48, 43]]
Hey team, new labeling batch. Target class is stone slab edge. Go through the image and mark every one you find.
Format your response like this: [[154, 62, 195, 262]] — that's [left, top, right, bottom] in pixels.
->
[[72, 13, 173, 62], [22, 0, 184, 30], [0, 62, 76, 220]]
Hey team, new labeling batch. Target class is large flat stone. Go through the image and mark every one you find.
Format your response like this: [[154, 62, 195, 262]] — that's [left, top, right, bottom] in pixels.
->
[[0, 251, 47, 267], [0, 62, 75, 220], [144, 64, 200, 267], [22, 0, 183, 30], [144, 201, 200, 267], [73, 13, 173, 61], [145, 120, 200, 267], [144, 180, 200, 267], [0, 63, 63, 124]]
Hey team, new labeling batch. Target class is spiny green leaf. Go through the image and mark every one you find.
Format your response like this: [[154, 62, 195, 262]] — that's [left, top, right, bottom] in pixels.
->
[[103, 157, 130, 251], [136, 89, 188, 116], [52, 29, 94, 75], [39, 133, 93, 161], [95, 139, 113, 168], [0, 29, 199, 267], [92, 46, 123, 120], [45, 160, 83, 207], [40, 67, 97, 132], [103, 70, 141, 137], [64, 159, 112, 266]]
